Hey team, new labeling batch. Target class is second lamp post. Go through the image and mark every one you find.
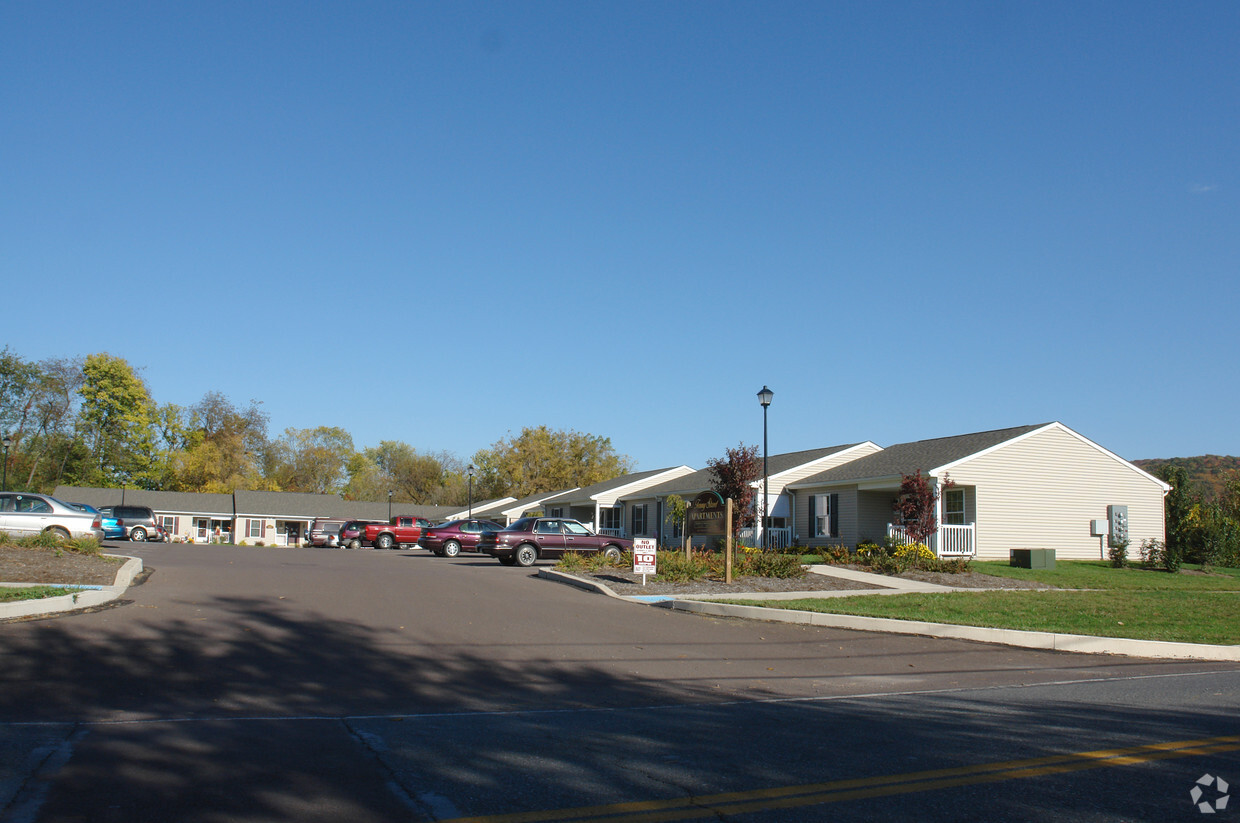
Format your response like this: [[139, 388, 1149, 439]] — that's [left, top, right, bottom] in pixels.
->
[[757, 386, 773, 548]]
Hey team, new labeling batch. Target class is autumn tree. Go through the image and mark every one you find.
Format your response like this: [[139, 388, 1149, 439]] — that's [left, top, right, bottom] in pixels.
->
[[76, 353, 160, 488], [265, 426, 354, 493], [892, 470, 953, 546], [472, 426, 633, 499], [168, 392, 271, 492], [705, 443, 761, 534], [345, 441, 468, 505]]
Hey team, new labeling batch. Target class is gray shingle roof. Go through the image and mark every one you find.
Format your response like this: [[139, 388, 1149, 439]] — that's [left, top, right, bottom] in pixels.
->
[[539, 467, 688, 505], [53, 486, 235, 515], [791, 424, 1051, 487]]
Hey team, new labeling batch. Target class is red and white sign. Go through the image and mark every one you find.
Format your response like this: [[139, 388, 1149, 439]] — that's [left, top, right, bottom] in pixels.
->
[[633, 538, 657, 575]]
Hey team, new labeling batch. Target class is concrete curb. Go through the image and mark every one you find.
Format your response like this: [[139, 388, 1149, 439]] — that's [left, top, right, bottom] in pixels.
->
[[0, 554, 143, 620], [537, 567, 1240, 662]]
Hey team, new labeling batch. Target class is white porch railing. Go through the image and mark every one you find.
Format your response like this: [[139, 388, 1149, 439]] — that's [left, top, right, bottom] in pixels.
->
[[737, 527, 793, 550], [886, 523, 976, 557], [599, 527, 624, 537], [938, 524, 976, 557]]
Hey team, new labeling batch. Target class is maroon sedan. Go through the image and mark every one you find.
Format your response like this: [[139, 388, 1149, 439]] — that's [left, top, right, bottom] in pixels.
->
[[421, 519, 504, 557], [477, 517, 633, 567]]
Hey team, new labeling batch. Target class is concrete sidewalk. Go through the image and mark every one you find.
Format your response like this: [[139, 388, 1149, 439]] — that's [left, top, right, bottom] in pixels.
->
[[539, 564, 1240, 663], [0, 554, 144, 620]]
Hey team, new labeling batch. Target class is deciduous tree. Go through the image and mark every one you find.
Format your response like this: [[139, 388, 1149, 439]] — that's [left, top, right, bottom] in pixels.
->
[[472, 426, 633, 499], [706, 443, 760, 534], [892, 470, 953, 546]]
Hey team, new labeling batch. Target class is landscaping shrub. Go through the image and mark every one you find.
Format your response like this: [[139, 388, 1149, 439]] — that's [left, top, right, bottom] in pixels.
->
[[734, 551, 806, 579], [653, 550, 713, 582], [1108, 539, 1129, 568], [1140, 538, 1181, 573]]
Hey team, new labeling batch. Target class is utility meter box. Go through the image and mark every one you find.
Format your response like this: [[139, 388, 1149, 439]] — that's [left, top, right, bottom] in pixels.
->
[[1090, 519, 1110, 537], [1107, 505, 1129, 547]]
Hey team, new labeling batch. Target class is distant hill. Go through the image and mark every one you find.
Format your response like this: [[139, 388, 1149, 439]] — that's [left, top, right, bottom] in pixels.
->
[[1133, 455, 1240, 499]]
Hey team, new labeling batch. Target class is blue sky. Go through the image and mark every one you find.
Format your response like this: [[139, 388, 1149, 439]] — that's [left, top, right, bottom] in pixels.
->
[[3, 1, 1236, 471]]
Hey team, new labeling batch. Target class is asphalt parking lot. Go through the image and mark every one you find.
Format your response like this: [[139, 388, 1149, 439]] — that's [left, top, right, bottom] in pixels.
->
[[2, 543, 1237, 822]]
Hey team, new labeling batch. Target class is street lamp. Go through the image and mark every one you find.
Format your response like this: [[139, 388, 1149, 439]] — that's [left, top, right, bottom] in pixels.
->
[[1, 434, 11, 492], [757, 386, 773, 548], [467, 464, 476, 518], [387, 490, 393, 521]]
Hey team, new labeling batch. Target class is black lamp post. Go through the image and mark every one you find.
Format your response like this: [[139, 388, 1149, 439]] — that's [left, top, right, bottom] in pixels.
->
[[1, 434, 11, 492], [467, 464, 476, 518], [387, 490, 393, 521], [757, 386, 773, 548]]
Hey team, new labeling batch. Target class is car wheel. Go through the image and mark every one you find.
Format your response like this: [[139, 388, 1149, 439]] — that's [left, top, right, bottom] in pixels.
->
[[514, 544, 538, 567], [376, 534, 394, 550], [443, 540, 461, 558], [130, 527, 148, 542], [601, 545, 623, 563], [347, 539, 360, 550], [498, 555, 518, 566], [46, 526, 71, 541]]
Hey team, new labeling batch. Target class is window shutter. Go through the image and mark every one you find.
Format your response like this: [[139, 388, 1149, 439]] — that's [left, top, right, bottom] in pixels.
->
[[262, 520, 268, 538], [808, 494, 817, 538], [829, 494, 839, 538]]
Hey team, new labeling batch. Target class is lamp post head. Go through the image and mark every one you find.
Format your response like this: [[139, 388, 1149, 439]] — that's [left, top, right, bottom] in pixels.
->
[[757, 386, 773, 408], [1, 434, 10, 450], [467, 464, 476, 479]]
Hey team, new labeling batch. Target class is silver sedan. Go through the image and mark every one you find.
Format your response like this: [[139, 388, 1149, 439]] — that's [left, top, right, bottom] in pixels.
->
[[0, 492, 105, 540]]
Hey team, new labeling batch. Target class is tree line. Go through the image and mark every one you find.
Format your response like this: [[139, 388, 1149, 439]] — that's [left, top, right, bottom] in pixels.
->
[[0, 348, 633, 506]]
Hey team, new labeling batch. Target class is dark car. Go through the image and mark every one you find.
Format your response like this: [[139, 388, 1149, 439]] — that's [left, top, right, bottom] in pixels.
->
[[477, 517, 633, 567], [98, 505, 166, 542], [67, 502, 126, 540], [421, 519, 505, 557], [337, 519, 384, 550]]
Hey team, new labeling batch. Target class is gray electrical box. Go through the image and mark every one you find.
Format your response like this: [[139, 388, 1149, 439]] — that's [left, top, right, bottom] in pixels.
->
[[1107, 505, 1129, 547]]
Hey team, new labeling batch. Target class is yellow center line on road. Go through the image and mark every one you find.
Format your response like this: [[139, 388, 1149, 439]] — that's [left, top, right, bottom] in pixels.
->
[[443, 735, 1240, 823]]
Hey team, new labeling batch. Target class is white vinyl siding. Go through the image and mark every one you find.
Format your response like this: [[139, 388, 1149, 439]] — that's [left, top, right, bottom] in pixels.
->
[[943, 425, 1166, 560]]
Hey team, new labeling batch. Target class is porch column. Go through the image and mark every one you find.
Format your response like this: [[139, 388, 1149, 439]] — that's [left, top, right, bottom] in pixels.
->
[[593, 500, 600, 532], [932, 478, 943, 555]]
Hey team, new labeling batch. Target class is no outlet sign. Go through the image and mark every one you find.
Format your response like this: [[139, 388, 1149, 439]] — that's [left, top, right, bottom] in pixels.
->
[[633, 538, 657, 575]]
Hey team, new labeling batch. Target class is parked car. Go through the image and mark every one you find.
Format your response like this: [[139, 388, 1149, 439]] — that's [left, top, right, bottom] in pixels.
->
[[421, 519, 505, 557], [307, 518, 348, 548], [338, 520, 384, 550], [362, 516, 432, 550], [477, 517, 632, 567], [97, 505, 166, 542], [66, 502, 126, 540], [0, 492, 104, 540]]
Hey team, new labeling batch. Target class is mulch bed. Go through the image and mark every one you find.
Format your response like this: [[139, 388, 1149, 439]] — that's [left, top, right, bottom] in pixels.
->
[[579, 564, 1053, 597], [0, 546, 125, 586]]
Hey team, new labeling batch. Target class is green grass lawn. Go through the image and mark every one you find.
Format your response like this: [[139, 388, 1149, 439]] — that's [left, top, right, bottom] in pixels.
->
[[725, 561, 1240, 645], [0, 585, 78, 603]]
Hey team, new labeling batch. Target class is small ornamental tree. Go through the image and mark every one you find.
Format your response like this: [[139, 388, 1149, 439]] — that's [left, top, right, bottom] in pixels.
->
[[706, 443, 761, 535], [892, 470, 954, 546]]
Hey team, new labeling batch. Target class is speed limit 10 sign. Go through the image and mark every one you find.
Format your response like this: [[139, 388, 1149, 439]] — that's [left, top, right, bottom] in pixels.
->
[[632, 538, 657, 575]]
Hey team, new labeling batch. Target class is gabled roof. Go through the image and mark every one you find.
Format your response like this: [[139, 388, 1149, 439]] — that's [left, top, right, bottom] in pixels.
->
[[790, 424, 1050, 488], [633, 444, 869, 499], [233, 489, 344, 517], [53, 486, 235, 515], [442, 496, 518, 520], [539, 467, 694, 506]]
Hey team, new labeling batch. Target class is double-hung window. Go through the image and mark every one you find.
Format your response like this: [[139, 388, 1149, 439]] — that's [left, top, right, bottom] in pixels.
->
[[943, 489, 966, 525], [810, 493, 839, 539], [631, 504, 648, 536]]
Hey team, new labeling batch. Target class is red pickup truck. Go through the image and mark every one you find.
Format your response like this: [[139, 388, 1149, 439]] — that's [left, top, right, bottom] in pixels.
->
[[362, 515, 433, 549]]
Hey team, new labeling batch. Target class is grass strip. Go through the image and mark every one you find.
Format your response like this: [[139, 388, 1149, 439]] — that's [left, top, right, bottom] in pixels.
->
[[722, 589, 1240, 645], [0, 585, 81, 603]]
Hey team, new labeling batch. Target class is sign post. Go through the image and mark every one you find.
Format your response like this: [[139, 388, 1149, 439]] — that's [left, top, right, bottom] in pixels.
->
[[633, 538, 657, 585]]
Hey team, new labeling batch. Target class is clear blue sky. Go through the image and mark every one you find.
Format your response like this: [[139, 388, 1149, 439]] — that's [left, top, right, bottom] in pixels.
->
[[3, 1, 1236, 470]]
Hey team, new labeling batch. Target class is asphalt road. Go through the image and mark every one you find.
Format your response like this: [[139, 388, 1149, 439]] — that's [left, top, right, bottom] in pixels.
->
[[2, 544, 1237, 822]]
